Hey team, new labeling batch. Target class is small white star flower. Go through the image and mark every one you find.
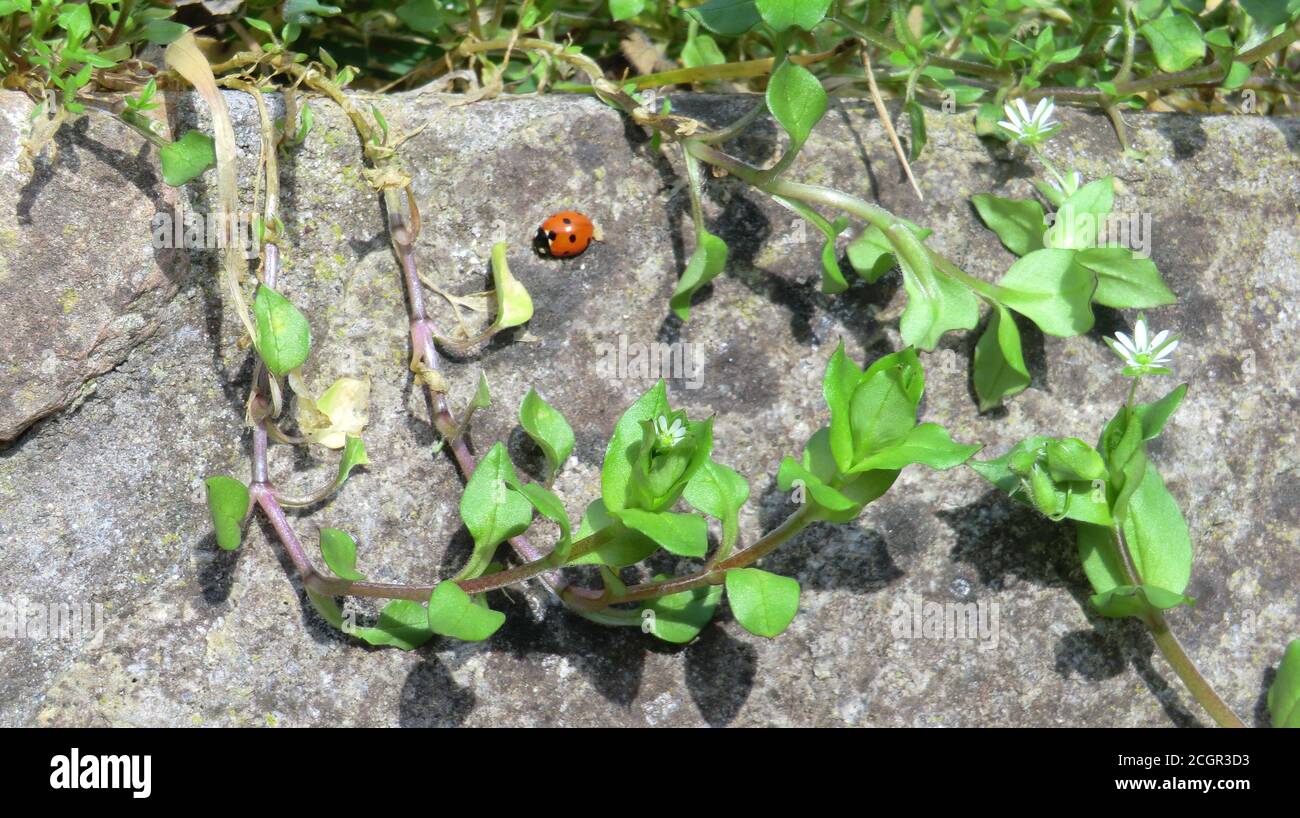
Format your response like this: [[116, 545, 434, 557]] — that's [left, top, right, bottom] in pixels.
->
[[998, 97, 1062, 146], [1106, 314, 1179, 376], [653, 414, 687, 448]]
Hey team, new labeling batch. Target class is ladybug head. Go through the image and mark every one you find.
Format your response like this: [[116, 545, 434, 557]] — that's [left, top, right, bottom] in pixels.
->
[[533, 226, 552, 256]]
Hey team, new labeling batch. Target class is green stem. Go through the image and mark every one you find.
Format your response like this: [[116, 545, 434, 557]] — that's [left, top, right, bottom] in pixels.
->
[[1145, 610, 1247, 728]]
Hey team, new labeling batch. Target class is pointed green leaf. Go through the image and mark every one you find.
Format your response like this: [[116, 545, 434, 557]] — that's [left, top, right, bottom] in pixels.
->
[[601, 381, 670, 512], [253, 285, 312, 376], [684, 459, 749, 555], [205, 475, 249, 551], [671, 229, 729, 320], [490, 241, 533, 331], [427, 582, 506, 641], [766, 59, 827, 152], [160, 130, 216, 186], [971, 194, 1046, 257], [319, 527, 365, 581], [1078, 247, 1176, 309], [996, 248, 1096, 337], [1269, 639, 1300, 728], [973, 302, 1031, 411], [519, 388, 575, 479], [848, 422, 981, 472], [353, 600, 434, 650], [457, 442, 534, 580], [568, 498, 659, 567], [725, 568, 800, 637], [336, 435, 368, 486], [612, 508, 709, 558]]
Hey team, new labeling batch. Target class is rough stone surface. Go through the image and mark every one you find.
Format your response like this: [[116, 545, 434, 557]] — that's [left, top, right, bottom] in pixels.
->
[[0, 97, 186, 442], [1, 89, 1297, 727]]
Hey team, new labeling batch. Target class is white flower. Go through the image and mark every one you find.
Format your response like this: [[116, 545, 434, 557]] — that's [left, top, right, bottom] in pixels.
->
[[653, 414, 687, 448], [1049, 170, 1084, 197], [998, 97, 1061, 145], [1106, 314, 1179, 376]]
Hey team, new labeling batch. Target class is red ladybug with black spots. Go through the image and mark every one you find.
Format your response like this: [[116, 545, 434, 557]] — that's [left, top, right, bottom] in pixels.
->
[[536, 211, 597, 258]]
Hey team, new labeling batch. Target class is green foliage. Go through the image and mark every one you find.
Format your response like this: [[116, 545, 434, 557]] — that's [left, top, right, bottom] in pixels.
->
[[972, 303, 1030, 412], [253, 285, 312, 377], [725, 568, 800, 638], [765, 59, 827, 156], [1270, 640, 1300, 728], [457, 442, 533, 580], [670, 229, 729, 319], [641, 582, 724, 644], [159, 131, 216, 187], [204, 476, 249, 551], [427, 582, 506, 641], [319, 527, 365, 581], [519, 388, 574, 480]]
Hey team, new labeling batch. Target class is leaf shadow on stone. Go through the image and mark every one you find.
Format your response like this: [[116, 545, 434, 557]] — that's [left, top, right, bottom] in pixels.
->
[[1254, 665, 1277, 728], [937, 490, 1202, 726], [398, 655, 476, 727], [194, 530, 240, 605], [683, 625, 758, 727]]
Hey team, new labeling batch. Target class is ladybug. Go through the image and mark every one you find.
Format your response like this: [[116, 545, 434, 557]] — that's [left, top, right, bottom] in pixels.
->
[[536, 211, 595, 258]]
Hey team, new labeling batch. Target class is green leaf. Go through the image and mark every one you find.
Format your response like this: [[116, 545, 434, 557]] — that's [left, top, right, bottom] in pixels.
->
[[336, 435, 368, 486], [681, 33, 727, 68], [904, 98, 927, 161], [306, 589, 345, 629], [395, 0, 444, 32], [1078, 465, 1192, 598], [568, 499, 659, 567], [849, 365, 921, 461], [353, 600, 434, 650], [612, 508, 709, 558], [1241, 0, 1300, 30], [1134, 383, 1188, 441], [1045, 178, 1115, 250], [684, 459, 750, 555], [1091, 584, 1193, 618], [253, 285, 312, 376], [204, 476, 249, 551], [490, 242, 532, 330], [610, 0, 646, 21], [143, 20, 188, 45], [1269, 639, 1300, 728], [671, 229, 729, 320], [766, 59, 827, 153], [971, 194, 1046, 256], [996, 248, 1096, 337], [519, 388, 575, 479], [457, 443, 533, 580], [973, 302, 1031, 411], [725, 568, 800, 637], [688, 0, 762, 35], [514, 481, 571, 557], [319, 527, 365, 581], [601, 381, 670, 512], [894, 225, 979, 350], [1077, 248, 1176, 309], [427, 582, 506, 641], [1139, 13, 1206, 73], [846, 221, 931, 283], [779, 428, 900, 523], [1045, 438, 1107, 483], [642, 583, 724, 644], [848, 422, 980, 472], [823, 342, 864, 474], [755, 0, 832, 31], [159, 130, 216, 187]]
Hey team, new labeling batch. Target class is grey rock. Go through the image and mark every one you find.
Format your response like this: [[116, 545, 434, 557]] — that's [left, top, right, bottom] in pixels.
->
[[0, 89, 1297, 727]]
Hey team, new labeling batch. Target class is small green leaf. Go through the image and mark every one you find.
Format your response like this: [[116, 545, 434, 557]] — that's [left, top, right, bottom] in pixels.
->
[[1241, 0, 1300, 30], [671, 229, 729, 320], [612, 508, 709, 558], [684, 459, 749, 555], [971, 194, 1046, 257], [319, 527, 365, 581], [725, 568, 800, 638], [1134, 383, 1188, 441], [1078, 465, 1192, 599], [353, 600, 434, 650], [766, 59, 827, 153], [490, 242, 533, 331], [755, 0, 832, 31], [427, 582, 506, 641], [996, 248, 1096, 337], [1045, 178, 1115, 250], [1045, 438, 1107, 483], [336, 436, 368, 486], [205, 476, 249, 551], [610, 0, 647, 21], [568, 499, 659, 567], [1269, 639, 1300, 728], [143, 20, 188, 45], [894, 225, 980, 350], [159, 130, 216, 187], [519, 388, 575, 479], [514, 481, 572, 558], [846, 221, 931, 283], [904, 98, 927, 161], [253, 285, 312, 376], [1091, 584, 1193, 618], [823, 342, 864, 474], [681, 33, 726, 68], [848, 365, 921, 461], [457, 443, 533, 580], [395, 0, 444, 33], [642, 583, 724, 644], [601, 381, 670, 512], [1077, 248, 1176, 309], [1139, 13, 1206, 73], [688, 0, 762, 35], [848, 422, 981, 472], [306, 589, 345, 629], [973, 302, 1031, 412]]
